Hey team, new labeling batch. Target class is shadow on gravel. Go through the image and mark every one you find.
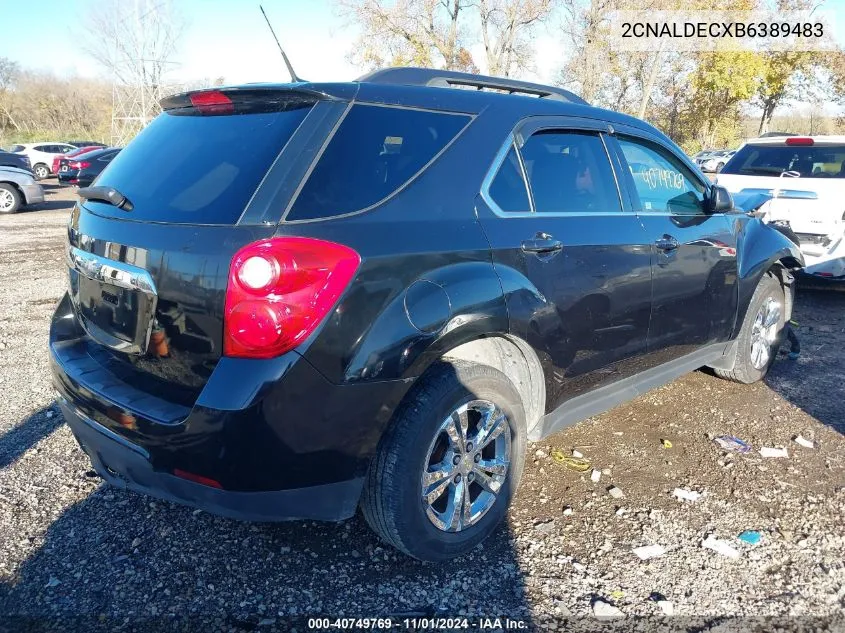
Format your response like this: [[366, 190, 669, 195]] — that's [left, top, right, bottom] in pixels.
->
[[765, 288, 845, 435], [0, 405, 63, 470], [0, 489, 532, 629]]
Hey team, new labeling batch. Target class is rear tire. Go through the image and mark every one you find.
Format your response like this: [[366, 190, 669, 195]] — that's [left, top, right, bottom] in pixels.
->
[[361, 360, 526, 561], [0, 183, 22, 214], [33, 163, 49, 180], [715, 272, 785, 384]]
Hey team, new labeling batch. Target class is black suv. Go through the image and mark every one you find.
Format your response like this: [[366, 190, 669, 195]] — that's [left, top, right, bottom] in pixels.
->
[[50, 68, 803, 561]]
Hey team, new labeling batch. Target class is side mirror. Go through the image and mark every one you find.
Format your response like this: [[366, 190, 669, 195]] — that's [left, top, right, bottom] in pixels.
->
[[709, 185, 733, 213]]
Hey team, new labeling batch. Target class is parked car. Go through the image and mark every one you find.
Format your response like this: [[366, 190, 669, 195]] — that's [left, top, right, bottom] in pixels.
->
[[11, 142, 77, 179], [54, 146, 112, 177], [0, 165, 44, 213], [64, 140, 106, 149], [698, 149, 735, 173], [717, 135, 845, 283], [693, 149, 717, 162], [50, 68, 803, 561], [58, 147, 120, 187], [0, 150, 32, 173]]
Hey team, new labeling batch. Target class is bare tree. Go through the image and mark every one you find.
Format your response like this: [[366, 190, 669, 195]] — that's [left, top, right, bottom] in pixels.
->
[[80, 0, 185, 144], [337, 0, 477, 72], [476, 0, 555, 77]]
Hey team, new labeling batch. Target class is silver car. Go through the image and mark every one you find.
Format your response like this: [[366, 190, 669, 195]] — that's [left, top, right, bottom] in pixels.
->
[[0, 166, 44, 214]]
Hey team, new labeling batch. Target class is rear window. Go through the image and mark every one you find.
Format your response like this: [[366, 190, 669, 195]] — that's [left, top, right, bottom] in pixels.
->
[[86, 105, 312, 224], [722, 143, 845, 178], [288, 105, 471, 221]]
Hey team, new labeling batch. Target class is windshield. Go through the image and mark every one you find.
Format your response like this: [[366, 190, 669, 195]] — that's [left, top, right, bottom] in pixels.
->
[[722, 143, 845, 178]]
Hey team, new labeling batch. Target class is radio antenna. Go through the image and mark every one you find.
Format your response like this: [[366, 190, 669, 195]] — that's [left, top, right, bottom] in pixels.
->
[[259, 4, 303, 83]]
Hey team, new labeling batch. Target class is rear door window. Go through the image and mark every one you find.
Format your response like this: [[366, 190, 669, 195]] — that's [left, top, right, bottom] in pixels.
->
[[287, 105, 471, 221], [488, 146, 531, 212], [722, 143, 845, 178], [520, 130, 621, 214], [85, 105, 312, 224]]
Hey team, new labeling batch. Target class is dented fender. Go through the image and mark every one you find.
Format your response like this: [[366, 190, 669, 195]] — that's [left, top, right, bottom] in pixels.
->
[[734, 214, 804, 331]]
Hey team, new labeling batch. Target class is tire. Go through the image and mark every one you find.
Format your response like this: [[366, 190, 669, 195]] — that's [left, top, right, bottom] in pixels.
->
[[361, 360, 526, 561], [33, 163, 49, 180], [715, 272, 785, 384], [0, 183, 22, 214]]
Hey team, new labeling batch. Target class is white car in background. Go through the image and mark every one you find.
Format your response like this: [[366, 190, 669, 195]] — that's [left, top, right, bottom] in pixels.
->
[[0, 166, 45, 214], [9, 142, 77, 180], [699, 149, 735, 173], [716, 136, 845, 283]]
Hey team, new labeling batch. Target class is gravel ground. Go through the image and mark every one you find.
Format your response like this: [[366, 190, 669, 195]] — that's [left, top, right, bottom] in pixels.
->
[[0, 183, 843, 632]]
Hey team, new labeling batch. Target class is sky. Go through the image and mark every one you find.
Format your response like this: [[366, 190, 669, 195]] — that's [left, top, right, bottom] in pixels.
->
[[0, 0, 569, 86], [0, 0, 842, 104]]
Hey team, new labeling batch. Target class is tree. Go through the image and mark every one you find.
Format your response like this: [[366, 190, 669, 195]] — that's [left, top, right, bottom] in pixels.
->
[[754, 51, 818, 135], [0, 58, 21, 133], [337, 0, 476, 71], [476, 0, 555, 76], [80, 0, 185, 144]]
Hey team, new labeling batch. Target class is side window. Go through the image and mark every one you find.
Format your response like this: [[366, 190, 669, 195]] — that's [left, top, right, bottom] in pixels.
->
[[520, 130, 621, 213], [33, 145, 50, 152], [288, 105, 471, 221], [618, 137, 706, 215], [488, 145, 530, 212]]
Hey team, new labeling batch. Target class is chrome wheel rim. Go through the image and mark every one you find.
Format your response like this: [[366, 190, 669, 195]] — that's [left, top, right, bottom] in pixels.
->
[[35, 166, 47, 178], [421, 399, 511, 532], [0, 189, 13, 211], [750, 296, 781, 369]]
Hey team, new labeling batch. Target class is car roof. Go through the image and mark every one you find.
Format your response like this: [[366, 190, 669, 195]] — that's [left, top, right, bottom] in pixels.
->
[[200, 67, 677, 150], [743, 135, 845, 145]]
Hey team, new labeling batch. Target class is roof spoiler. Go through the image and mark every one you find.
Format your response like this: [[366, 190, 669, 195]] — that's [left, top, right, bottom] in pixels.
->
[[357, 67, 588, 105]]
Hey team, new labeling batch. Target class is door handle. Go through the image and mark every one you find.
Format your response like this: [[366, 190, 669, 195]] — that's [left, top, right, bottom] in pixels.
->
[[655, 235, 680, 252], [521, 232, 563, 254]]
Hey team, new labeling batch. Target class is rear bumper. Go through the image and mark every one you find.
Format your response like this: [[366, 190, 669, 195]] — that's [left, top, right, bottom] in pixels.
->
[[20, 183, 44, 205], [59, 399, 363, 521], [50, 292, 410, 521]]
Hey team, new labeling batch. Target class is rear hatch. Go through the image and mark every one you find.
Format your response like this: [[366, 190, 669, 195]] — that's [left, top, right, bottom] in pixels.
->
[[64, 87, 334, 409], [717, 140, 845, 252]]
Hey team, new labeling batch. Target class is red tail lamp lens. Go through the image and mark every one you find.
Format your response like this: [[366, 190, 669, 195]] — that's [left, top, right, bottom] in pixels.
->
[[224, 237, 360, 359], [189, 90, 234, 115]]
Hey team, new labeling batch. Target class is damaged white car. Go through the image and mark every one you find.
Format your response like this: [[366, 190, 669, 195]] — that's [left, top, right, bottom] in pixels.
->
[[716, 136, 845, 284]]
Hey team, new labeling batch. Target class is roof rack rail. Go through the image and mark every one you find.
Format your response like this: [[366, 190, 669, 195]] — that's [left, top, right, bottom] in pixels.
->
[[357, 67, 588, 105]]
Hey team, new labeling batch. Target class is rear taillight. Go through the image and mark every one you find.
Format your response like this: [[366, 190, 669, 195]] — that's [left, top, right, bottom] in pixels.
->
[[223, 237, 360, 359], [69, 161, 90, 169]]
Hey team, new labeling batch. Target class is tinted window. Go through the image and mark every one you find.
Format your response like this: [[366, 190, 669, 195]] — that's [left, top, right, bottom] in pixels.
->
[[488, 146, 530, 212], [618, 137, 706, 215], [289, 105, 471, 220], [87, 106, 311, 224], [520, 131, 620, 213], [722, 143, 845, 178], [9, 145, 24, 152], [33, 145, 50, 152]]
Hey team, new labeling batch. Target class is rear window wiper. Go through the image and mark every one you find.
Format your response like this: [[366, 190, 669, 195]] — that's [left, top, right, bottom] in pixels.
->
[[77, 186, 134, 211]]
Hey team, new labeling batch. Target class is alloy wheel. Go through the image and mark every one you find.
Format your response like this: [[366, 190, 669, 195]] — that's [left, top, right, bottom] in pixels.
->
[[421, 399, 511, 532], [750, 296, 782, 369], [0, 189, 14, 212]]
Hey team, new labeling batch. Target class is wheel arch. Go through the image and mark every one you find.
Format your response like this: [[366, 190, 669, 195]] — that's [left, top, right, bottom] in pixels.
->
[[735, 218, 804, 333]]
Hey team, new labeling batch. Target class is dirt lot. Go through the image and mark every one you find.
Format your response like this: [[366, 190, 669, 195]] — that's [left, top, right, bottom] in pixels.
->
[[0, 183, 843, 631]]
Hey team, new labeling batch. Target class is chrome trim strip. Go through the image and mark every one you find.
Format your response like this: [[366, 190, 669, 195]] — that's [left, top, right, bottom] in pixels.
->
[[68, 246, 157, 295], [67, 246, 158, 355]]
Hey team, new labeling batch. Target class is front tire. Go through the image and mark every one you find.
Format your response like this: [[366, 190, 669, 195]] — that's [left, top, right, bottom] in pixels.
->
[[0, 183, 22, 214], [361, 360, 526, 561], [715, 272, 785, 384]]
